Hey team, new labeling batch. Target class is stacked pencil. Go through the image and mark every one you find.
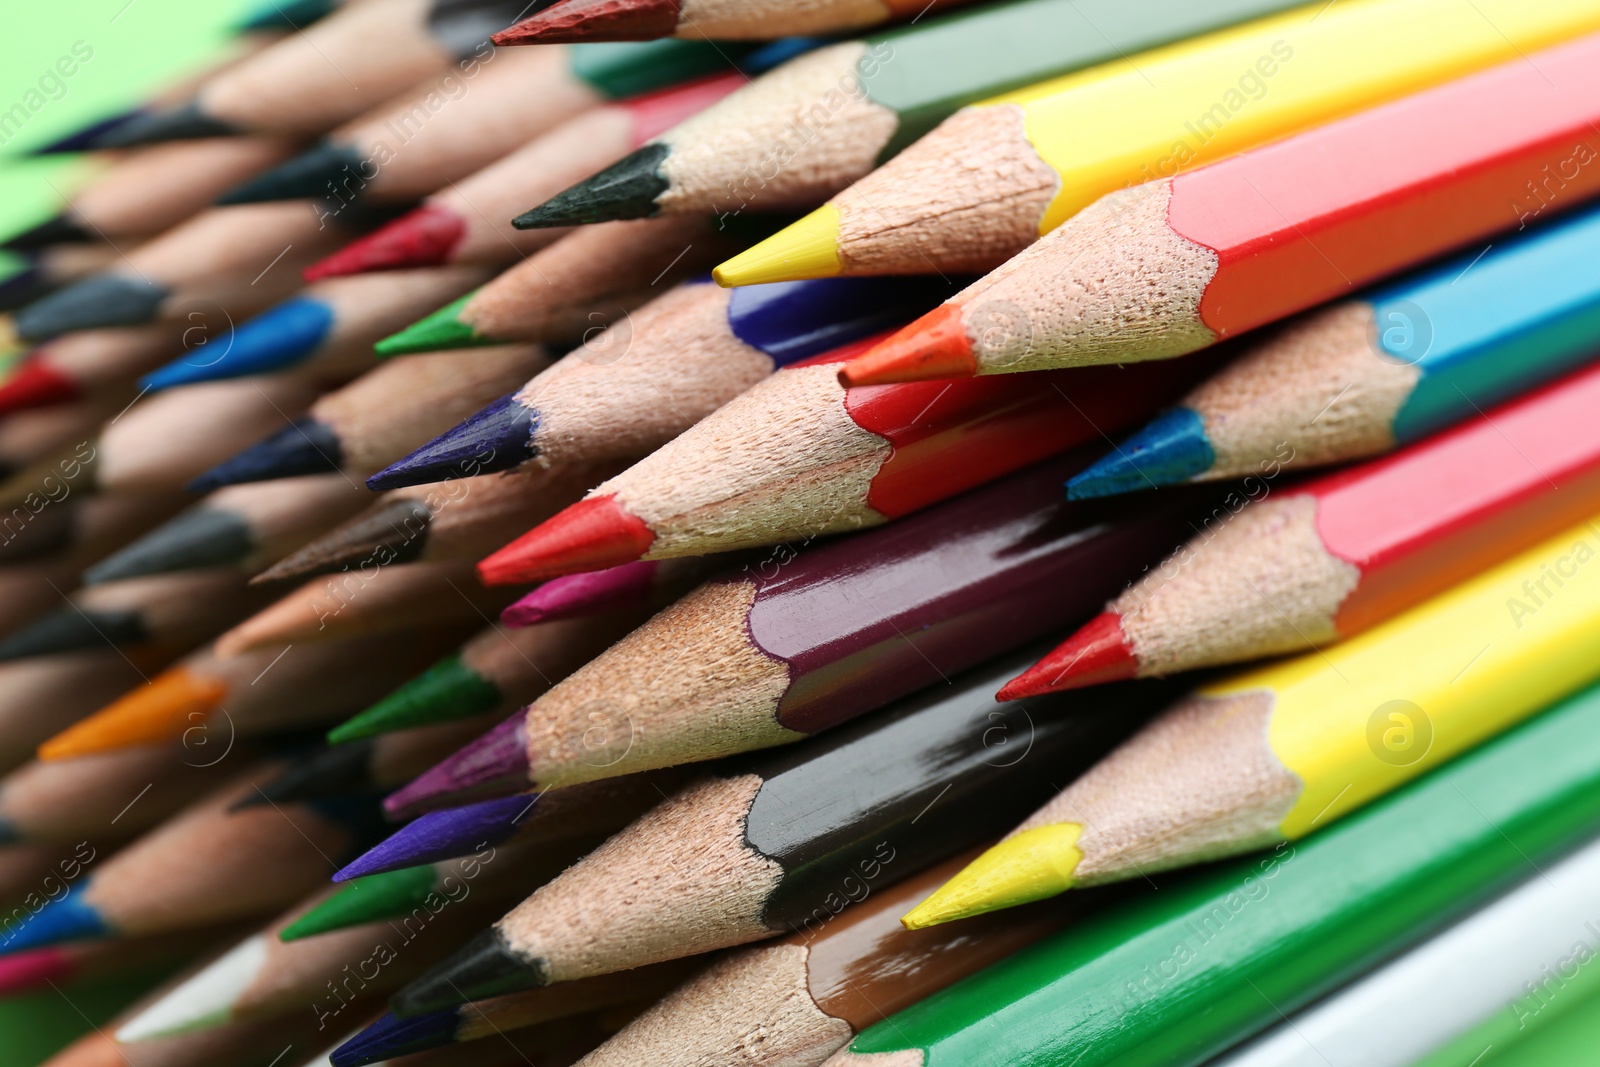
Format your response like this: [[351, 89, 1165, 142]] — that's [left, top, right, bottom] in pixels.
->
[[8, 0, 1600, 1065]]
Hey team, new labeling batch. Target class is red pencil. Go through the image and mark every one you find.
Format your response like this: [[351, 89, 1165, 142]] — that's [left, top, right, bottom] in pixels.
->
[[1004, 358, 1600, 695], [842, 29, 1600, 383], [476, 340, 1224, 583]]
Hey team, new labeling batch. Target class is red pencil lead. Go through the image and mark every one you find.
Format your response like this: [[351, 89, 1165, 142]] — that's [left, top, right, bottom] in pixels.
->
[[478, 494, 655, 585], [303, 204, 466, 281], [839, 305, 977, 387], [0, 359, 80, 415], [997, 612, 1138, 699], [493, 0, 681, 45]]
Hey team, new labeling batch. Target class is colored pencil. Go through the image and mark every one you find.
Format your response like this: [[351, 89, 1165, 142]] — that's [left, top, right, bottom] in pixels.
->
[[1012, 360, 1600, 694], [110, 886, 501, 1043], [824, 677, 1600, 1067], [253, 466, 606, 584], [0, 489, 186, 571], [0, 398, 120, 486], [328, 607, 653, 743], [211, 560, 511, 657], [233, 0, 344, 34], [85, 476, 370, 584], [1066, 202, 1600, 498], [37, 627, 469, 761], [722, 0, 1600, 290], [0, 323, 188, 417], [905, 511, 1600, 929], [0, 245, 125, 317], [0, 564, 79, 642], [338, 774, 679, 877], [497, 555, 716, 627], [0, 925, 243, 998], [90, 0, 525, 149], [369, 277, 957, 490], [281, 836, 598, 940], [0, 570, 273, 661], [471, 347, 1221, 582], [0, 741, 246, 846], [12, 202, 377, 342], [94, 374, 323, 493], [394, 453, 1208, 803], [253, 716, 505, 805], [571, 852, 1094, 1067], [510, 0, 1309, 228], [0, 652, 153, 776], [0, 764, 389, 952], [1211, 830, 1600, 1067], [139, 266, 492, 390], [332, 960, 695, 1065], [390, 649, 1177, 1011], [495, 0, 981, 42], [43, 995, 386, 1067], [310, 79, 745, 286], [322, 1013, 631, 1067], [838, 30, 1600, 386], [0, 137, 299, 249], [373, 215, 759, 356], [189, 345, 549, 491], [216, 40, 750, 208]]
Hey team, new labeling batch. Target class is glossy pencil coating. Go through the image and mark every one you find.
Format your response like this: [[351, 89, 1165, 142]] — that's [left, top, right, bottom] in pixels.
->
[[1020, 358, 1600, 693], [834, 679, 1600, 1067], [390, 650, 1181, 1010], [729, 0, 1600, 290], [910, 510, 1600, 928], [396, 453, 1210, 804], [1069, 198, 1600, 497]]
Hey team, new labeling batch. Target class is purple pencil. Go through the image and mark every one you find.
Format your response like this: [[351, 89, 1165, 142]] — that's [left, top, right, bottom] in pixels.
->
[[386, 450, 1219, 814]]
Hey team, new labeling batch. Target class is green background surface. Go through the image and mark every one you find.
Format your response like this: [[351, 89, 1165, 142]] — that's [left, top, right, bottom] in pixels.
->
[[0, 8, 247, 1062]]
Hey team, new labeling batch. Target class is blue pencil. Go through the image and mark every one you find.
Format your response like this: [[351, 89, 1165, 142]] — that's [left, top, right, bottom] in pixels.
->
[[367, 274, 962, 491], [1068, 201, 1600, 499], [140, 266, 489, 391]]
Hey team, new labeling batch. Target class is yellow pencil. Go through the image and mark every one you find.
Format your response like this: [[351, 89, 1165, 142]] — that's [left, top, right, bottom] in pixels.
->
[[717, 0, 1600, 285], [904, 512, 1600, 929]]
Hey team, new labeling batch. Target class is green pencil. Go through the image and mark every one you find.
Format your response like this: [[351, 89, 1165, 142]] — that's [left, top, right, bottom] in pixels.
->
[[827, 680, 1600, 1067]]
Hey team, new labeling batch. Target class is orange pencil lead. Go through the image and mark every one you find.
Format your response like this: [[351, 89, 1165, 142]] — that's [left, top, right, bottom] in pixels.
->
[[39, 669, 227, 760], [839, 306, 978, 387]]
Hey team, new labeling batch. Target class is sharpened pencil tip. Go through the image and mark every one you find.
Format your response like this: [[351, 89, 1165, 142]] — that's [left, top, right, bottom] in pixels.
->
[[28, 109, 144, 156], [838, 304, 976, 386], [89, 102, 242, 150], [335, 793, 542, 880], [0, 214, 92, 253], [330, 1008, 459, 1067], [189, 419, 344, 492], [365, 393, 534, 491], [83, 507, 253, 584], [478, 494, 655, 585], [382, 710, 532, 819], [513, 143, 672, 229], [38, 669, 228, 761], [390, 929, 547, 1017], [0, 890, 109, 953], [253, 740, 375, 806], [233, 0, 336, 33], [0, 608, 146, 662], [330, 654, 501, 743], [281, 867, 437, 941], [713, 205, 842, 287], [0, 359, 81, 416], [216, 142, 368, 206], [499, 560, 658, 627], [14, 274, 168, 342], [373, 293, 491, 358], [305, 204, 468, 281], [0, 947, 71, 995], [255, 499, 431, 583], [143, 297, 336, 391], [493, 0, 680, 44], [901, 824, 1084, 929], [1065, 407, 1214, 500], [998, 614, 1139, 700]]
